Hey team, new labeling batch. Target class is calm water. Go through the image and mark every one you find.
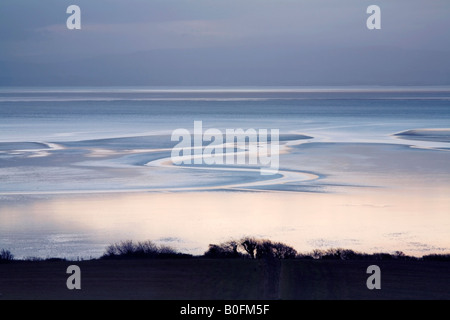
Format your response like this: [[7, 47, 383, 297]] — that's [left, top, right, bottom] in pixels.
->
[[1, 87, 450, 142]]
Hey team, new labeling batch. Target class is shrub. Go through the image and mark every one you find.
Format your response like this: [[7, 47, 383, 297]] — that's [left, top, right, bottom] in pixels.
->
[[250, 239, 297, 259], [102, 240, 190, 259], [422, 254, 450, 261], [24, 256, 43, 262], [321, 248, 359, 260], [45, 257, 67, 262], [311, 249, 325, 260], [204, 244, 235, 258], [204, 240, 245, 259]]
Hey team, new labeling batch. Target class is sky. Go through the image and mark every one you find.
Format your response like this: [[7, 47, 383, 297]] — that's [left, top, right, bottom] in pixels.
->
[[1, 0, 449, 86]]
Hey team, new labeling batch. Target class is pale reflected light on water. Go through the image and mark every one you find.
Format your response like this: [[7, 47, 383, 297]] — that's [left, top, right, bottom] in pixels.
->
[[1, 186, 449, 259]]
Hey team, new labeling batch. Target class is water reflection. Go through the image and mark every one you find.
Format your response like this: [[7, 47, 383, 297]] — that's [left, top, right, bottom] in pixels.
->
[[1, 187, 449, 259]]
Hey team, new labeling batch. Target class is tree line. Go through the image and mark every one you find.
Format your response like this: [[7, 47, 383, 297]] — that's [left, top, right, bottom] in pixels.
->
[[204, 237, 297, 259], [1, 238, 450, 262]]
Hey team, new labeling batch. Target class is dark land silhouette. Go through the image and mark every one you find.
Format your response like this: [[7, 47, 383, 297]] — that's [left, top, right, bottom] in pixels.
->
[[1, 238, 449, 300]]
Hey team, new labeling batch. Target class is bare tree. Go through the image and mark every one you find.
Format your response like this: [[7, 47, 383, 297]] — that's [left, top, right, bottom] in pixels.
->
[[241, 237, 258, 259], [256, 240, 274, 259], [0, 249, 14, 262], [223, 240, 239, 257], [116, 240, 135, 256]]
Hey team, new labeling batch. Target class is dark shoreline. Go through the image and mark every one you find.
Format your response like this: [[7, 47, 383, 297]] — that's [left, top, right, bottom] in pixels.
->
[[1, 258, 449, 300]]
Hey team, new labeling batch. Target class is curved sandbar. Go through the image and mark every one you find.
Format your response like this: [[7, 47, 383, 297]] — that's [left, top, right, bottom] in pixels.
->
[[394, 129, 450, 143]]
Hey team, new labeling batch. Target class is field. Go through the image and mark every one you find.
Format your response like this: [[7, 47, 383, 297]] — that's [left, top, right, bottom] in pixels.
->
[[0, 258, 448, 300]]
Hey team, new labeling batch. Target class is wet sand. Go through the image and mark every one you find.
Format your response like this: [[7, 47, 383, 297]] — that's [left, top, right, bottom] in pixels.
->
[[1, 138, 450, 259]]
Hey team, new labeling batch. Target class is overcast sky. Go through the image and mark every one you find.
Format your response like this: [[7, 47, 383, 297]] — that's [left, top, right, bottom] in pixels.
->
[[1, 0, 449, 86]]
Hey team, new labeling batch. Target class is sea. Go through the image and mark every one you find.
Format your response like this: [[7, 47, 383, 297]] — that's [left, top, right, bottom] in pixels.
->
[[0, 87, 449, 259]]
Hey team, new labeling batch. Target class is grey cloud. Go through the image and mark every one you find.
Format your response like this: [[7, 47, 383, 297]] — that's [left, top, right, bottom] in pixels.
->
[[1, 0, 449, 86]]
